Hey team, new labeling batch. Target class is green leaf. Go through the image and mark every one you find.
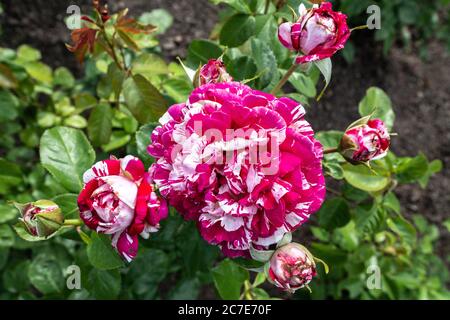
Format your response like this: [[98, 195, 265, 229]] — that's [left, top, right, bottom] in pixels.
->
[[2, 261, 31, 293], [139, 9, 174, 35], [87, 233, 124, 270], [387, 215, 417, 247], [123, 75, 168, 124], [220, 14, 256, 48], [333, 221, 359, 251], [396, 153, 429, 184], [88, 103, 113, 146], [126, 248, 169, 299], [0, 89, 20, 122], [40, 127, 95, 193], [0, 224, 15, 247], [383, 192, 401, 214], [52, 193, 79, 219], [28, 254, 65, 295], [168, 278, 200, 300], [0, 203, 17, 223], [0, 247, 9, 270], [64, 115, 88, 129], [210, 0, 252, 13], [314, 58, 332, 100], [136, 124, 158, 167], [132, 53, 169, 78], [342, 164, 391, 193], [24, 61, 53, 84], [317, 198, 351, 230], [418, 159, 443, 188], [358, 87, 395, 130], [75, 93, 97, 112], [355, 202, 387, 234], [16, 45, 41, 62], [163, 78, 193, 103], [228, 56, 257, 82], [288, 72, 317, 98], [53, 67, 75, 88], [251, 38, 279, 91], [101, 131, 131, 152], [0, 158, 22, 194], [86, 268, 121, 299], [186, 40, 223, 66], [212, 259, 249, 300]]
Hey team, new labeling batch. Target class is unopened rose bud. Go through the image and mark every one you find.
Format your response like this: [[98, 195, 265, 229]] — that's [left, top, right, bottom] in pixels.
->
[[340, 118, 390, 164], [195, 59, 233, 86], [15, 200, 64, 237], [278, 2, 350, 64], [267, 243, 317, 292]]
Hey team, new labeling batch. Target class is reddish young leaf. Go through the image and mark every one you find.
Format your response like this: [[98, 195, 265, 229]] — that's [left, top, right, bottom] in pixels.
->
[[66, 27, 98, 63]]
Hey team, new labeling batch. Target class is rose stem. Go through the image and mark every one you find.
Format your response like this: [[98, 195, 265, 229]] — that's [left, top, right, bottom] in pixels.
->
[[270, 63, 298, 95], [64, 219, 83, 226], [323, 147, 339, 154]]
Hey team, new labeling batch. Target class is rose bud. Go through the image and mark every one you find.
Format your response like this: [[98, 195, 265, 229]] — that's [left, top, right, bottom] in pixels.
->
[[268, 243, 317, 292], [278, 2, 350, 64], [78, 155, 168, 262], [195, 59, 233, 86], [340, 118, 391, 164], [14, 200, 64, 238]]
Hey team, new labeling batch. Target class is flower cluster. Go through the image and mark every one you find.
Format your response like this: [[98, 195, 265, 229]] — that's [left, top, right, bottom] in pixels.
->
[[78, 155, 168, 261], [278, 2, 350, 64], [148, 82, 325, 258]]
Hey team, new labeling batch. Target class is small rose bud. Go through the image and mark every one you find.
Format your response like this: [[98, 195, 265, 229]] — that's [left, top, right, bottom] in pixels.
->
[[340, 118, 390, 164], [278, 2, 350, 64], [267, 243, 317, 292], [195, 59, 233, 86], [15, 200, 64, 237]]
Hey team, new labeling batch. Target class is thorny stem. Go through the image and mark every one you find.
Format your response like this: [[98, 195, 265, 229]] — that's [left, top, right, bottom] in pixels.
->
[[323, 147, 339, 154], [270, 63, 298, 95], [63, 219, 83, 226], [264, 0, 271, 14]]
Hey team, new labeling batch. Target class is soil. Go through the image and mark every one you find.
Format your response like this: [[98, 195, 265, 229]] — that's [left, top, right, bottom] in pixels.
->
[[1, 0, 448, 262]]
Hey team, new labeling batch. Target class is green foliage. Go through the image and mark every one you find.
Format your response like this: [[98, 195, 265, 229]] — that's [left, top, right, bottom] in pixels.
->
[[0, 0, 447, 302]]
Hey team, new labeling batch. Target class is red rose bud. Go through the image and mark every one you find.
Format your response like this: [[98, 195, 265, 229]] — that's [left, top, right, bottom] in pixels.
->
[[15, 200, 64, 237], [278, 2, 350, 64], [340, 118, 390, 164], [196, 59, 233, 86], [268, 243, 317, 292]]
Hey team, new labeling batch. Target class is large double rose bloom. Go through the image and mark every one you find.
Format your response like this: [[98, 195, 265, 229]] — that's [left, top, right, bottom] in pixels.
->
[[148, 82, 325, 258]]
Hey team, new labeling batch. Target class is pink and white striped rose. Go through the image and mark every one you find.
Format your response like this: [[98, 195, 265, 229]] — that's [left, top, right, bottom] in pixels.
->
[[340, 119, 391, 163], [148, 82, 325, 258], [268, 243, 317, 292], [278, 2, 350, 64], [78, 155, 168, 262]]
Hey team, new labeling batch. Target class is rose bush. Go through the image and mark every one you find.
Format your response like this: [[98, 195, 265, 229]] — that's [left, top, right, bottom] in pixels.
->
[[0, 0, 448, 300]]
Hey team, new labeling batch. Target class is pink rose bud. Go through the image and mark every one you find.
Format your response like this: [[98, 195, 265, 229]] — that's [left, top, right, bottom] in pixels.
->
[[14, 200, 64, 237], [340, 118, 391, 164], [78, 155, 168, 262], [196, 59, 233, 86], [278, 2, 350, 64], [268, 243, 317, 292]]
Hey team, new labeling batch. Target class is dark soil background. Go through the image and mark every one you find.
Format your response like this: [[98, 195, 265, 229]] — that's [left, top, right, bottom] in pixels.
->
[[0, 0, 448, 258]]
